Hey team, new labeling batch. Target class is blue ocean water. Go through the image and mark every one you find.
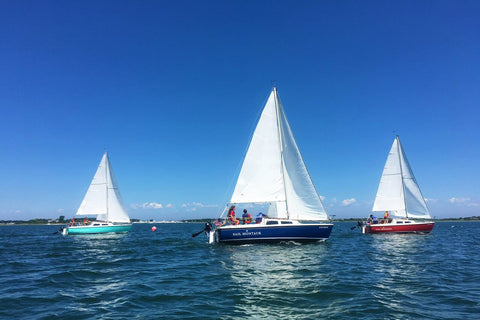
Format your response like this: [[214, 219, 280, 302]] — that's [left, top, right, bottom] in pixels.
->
[[0, 222, 479, 319]]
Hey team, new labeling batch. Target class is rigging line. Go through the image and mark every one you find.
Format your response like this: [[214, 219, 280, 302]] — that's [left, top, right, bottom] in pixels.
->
[[396, 136, 408, 219], [274, 87, 290, 219], [105, 153, 110, 222]]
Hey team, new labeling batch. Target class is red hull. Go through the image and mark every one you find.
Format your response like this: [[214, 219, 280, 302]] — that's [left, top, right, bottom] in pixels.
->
[[364, 222, 434, 234]]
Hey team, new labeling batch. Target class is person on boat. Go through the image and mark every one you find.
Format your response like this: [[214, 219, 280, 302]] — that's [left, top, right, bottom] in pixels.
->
[[242, 209, 252, 224], [372, 215, 378, 224], [256, 212, 269, 224], [227, 205, 239, 225], [214, 218, 224, 227], [366, 215, 373, 225], [383, 211, 389, 223]]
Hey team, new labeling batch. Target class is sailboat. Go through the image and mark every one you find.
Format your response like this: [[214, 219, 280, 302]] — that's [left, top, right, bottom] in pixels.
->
[[208, 88, 333, 244], [62, 152, 132, 235], [363, 136, 434, 234]]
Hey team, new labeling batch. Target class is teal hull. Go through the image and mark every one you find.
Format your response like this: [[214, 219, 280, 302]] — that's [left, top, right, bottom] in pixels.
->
[[65, 224, 132, 235]]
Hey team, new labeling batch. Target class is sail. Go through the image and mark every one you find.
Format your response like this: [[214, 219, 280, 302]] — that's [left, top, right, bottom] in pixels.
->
[[267, 201, 288, 219], [397, 139, 431, 219], [372, 137, 431, 219], [230, 88, 328, 221], [76, 153, 130, 223], [277, 95, 328, 220], [372, 138, 405, 213], [230, 91, 285, 204]]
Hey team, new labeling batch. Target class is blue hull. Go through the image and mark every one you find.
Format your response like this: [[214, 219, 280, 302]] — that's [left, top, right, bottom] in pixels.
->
[[217, 224, 333, 244]]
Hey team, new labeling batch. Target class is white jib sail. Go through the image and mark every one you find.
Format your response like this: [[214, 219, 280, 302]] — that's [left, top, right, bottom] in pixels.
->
[[372, 137, 431, 219], [230, 88, 328, 221], [397, 138, 431, 219], [76, 152, 131, 223]]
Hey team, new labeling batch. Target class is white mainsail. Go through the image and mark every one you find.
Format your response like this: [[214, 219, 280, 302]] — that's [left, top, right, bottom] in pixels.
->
[[372, 136, 431, 219], [76, 152, 131, 223], [230, 88, 328, 221]]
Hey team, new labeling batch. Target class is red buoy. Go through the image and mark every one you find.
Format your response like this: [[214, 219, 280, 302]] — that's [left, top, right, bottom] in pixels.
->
[[151, 226, 157, 232]]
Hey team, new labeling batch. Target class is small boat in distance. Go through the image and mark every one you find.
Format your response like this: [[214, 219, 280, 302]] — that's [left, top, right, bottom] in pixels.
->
[[62, 152, 132, 235], [208, 87, 333, 244], [363, 136, 434, 234]]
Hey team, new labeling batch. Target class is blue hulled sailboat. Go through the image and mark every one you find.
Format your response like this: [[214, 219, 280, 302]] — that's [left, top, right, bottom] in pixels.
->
[[209, 88, 333, 244]]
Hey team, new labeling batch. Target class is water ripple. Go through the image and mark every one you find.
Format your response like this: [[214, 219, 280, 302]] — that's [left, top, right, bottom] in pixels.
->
[[1, 222, 479, 319]]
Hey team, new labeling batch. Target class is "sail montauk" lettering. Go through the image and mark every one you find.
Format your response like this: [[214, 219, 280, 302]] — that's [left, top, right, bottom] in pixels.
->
[[232, 231, 262, 236]]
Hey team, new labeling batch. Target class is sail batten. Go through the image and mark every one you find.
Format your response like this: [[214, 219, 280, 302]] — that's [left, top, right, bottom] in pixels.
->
[[229, 88, 328, 221], [372, 137, 431, 219], [76, 153, 131, 223]]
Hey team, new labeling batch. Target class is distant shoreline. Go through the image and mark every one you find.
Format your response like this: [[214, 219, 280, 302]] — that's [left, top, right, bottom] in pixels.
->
[[1, 218, 479, 226]]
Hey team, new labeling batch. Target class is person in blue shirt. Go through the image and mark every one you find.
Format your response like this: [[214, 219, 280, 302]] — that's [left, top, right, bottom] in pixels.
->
[[367, 215, 373, 225], [372, 215, 378, 224], [256, 212, 269, 224], [242, 209, 252, 224]]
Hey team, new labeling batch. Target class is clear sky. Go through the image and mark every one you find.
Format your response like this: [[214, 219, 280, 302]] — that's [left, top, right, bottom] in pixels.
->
[[1, 1, 479, 220]]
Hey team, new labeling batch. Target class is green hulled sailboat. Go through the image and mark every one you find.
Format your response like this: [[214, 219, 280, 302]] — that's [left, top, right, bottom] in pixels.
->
[[62, 152, 132, 235]]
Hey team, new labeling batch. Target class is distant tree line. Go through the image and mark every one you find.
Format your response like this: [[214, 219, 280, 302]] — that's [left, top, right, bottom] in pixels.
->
[[0, 216, 142, 225], [2, 216, 478, 225]]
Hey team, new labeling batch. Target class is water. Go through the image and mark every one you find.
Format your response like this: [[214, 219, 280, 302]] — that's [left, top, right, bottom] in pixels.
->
[[0, 222, 479, 319]]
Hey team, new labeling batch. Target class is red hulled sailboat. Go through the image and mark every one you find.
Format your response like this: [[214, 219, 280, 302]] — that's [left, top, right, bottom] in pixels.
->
[[363, 136, 434, 234]]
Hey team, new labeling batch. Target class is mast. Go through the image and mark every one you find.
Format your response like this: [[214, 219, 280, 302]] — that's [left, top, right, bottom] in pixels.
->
[[105, 152, 110, 222], [273, 87, 290, 219], [395, 136, 408, 218]]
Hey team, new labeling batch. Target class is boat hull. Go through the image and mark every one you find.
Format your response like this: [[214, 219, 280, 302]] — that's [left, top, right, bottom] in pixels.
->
[[363, 222, 434, 234], [63, 224, 132, 235], [216, 223, 333, 244]]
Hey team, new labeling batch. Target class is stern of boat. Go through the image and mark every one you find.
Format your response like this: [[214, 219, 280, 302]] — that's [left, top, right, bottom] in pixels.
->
[[208, 230, 218, 244]]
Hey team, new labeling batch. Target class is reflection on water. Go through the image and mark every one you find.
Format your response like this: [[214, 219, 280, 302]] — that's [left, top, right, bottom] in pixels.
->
[[221, 243, 331, 318], [372, 233, 430, 277], [369, 234, 433, 316]]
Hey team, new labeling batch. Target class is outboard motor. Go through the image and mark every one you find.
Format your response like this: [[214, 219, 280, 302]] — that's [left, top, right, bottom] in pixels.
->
[[204, 222, 212, 234]]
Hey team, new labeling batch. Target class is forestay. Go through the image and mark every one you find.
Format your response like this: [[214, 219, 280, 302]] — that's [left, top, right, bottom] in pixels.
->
[[372, 136, 431, 219], [76, 152, 131, 223], [230, 88, 328, 221]]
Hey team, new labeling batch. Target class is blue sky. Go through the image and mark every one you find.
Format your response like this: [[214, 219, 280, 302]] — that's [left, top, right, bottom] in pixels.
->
[[0, 1, 479, 220]]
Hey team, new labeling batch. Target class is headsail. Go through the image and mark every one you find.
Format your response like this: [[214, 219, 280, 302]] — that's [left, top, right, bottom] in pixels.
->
[[76, 152, 131, 223], [372, 136, 431, 219], [230, 88, 328, 221], [397, 139, 431, 219]]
